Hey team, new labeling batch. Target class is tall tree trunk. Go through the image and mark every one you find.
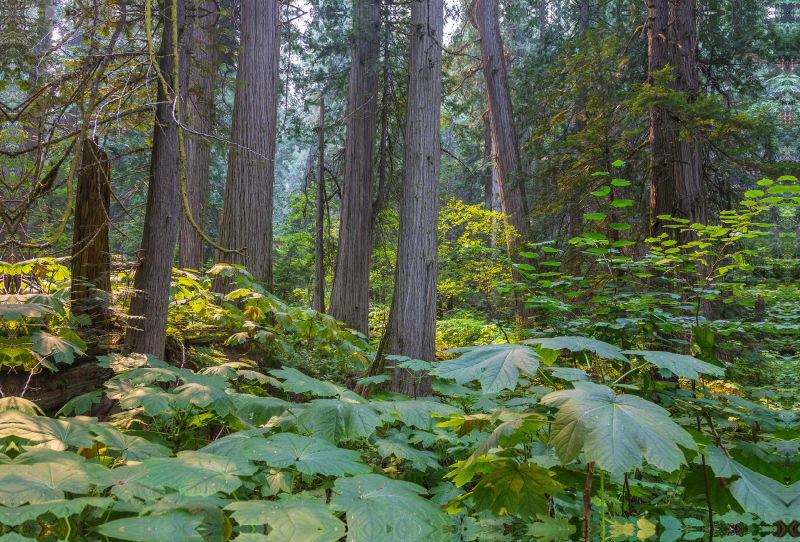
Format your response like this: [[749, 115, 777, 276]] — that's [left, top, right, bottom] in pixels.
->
[[125, 0, 190, 357], [366, 0, 443, 398], [474, 0, 531, 324], [313, 97, 326, 313], [328, 0, 381, 334], [213, 0, 280, 289], [372, 33, 390, 226], [671, 0, 706, 242], [178, 0, 216, 271], [647, 0, 676, 239], [484, 115, 492, 210], [71, 138, 111, 325]]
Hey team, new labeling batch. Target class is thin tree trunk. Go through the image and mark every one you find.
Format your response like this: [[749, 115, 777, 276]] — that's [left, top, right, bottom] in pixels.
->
[[363, 0, 443, 398], [474, 0, 531, 325], [125, 0, 190, 358], [328, 0, 381, 334], [178, 0, 216, 271], [213, 0, 280, 289], [313, 97, 326, 313], [71, 138, 111, 325]]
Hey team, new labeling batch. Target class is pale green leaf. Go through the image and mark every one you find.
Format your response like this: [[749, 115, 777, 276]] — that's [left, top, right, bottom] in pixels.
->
[[435, 344, 540, 393]]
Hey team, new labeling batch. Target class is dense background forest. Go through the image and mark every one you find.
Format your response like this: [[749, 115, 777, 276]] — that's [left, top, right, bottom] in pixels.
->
[[1, 0, 799, 540]]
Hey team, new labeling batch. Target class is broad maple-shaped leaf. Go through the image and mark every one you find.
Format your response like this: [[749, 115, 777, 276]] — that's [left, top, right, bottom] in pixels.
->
[[470, 460, 560, 519], [115, 366, 191, 385], [30, 332, 84, 365], [0, 497, 114, 526], [241, 433, 370, 476], [622, 350, 725, 380], [705, 445, 798, 523], [0, 410, 93, 449], [225, 500, 345, 542], [93, 509, 204, 542], [434, 344, 539, 393], [198, 428, 271, 456], [89, 464, 163, 501], [540, 382, 696, 474], [269, 367, 344, 397], [173, 382, 236, 416], [91, 424, 173, 461], [330, 474, 452, 542], [119, 386, 175, 416], [523, 336, 628, 361], [55, 390, 102, 417], [374, 431, 441, 471], [296, 399, 382, 443], [232, 393, 292, 426], [0, 301, 52, 321], [0, 396, 43, 416], [373, 399, 461, 430], [0, 463, 92, 507], [137, 451, 256, 497]]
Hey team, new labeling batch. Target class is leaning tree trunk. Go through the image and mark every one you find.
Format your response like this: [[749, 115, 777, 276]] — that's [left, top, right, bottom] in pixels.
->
[[362, 0, 443, 398], [474, 0, 531, 325], [178, 0, 216, 271], [213, 0, 280, 290], [125, 0, 190, 358], [328, 0, 381, 334], [647, 0, 676, 239], [71, 138, 111, 325]]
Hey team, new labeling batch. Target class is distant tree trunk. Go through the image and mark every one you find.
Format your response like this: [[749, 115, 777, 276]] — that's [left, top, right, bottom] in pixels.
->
[[361, 0, 443, 398], [328, 0, 381, 334], [671, 0, 706, 242], [213, 0, 280, 289], [125, 0, 190, 358], [313, 97, 326, 313], [71, 138, 111, 325], [483, 115, 492, 210], [474, 0, 531, 325], [647, 0, 676, 239], [372, 34, 390, 227], [178, 0, 216, 271]]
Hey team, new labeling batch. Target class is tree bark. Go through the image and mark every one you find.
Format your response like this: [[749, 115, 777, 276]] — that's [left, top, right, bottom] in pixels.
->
[[647, 0, 676, 239], [213, 0, 280, 289], [474, 0, 531, 325], [313, 97, 326, 313], [178, 0, 216, 271], [125, 0, 190, 358], [368, 0, 443, 398], [484, 115, 492, 210], [71, 138, 111, 325], [671, 0, 706, 243], [328, 0, 381, 334]]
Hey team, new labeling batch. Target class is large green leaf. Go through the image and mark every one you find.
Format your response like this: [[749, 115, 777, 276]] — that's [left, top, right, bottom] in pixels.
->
[[0, 497, 114, 526], [232, 394, 293, 426], [374, 432, 441, 471], [373, 399, 461, 430], [89, 464, 163, 501], [269, 367, 345, 397], [621, 350, 725, 379], [705, 446, 798, 523], [0, 463, 92, 507], [55, 390, 102, 417], [91, 424, 173, 461], [241, 433, 370, 476], [30, 332, 84, 365], [225, 500, 345, 542], [198, 429, 271, 456], [174, 382, 236, 416], [115, 367, 192, 385], [434, 344, 540, 393], [0, 410, 93, 449], [470, 460, 560, 519], [119, 386, 175, 416], [330, 474, 452, 542], [295, 399, 382, 443], [523, 336, 628, 361], [539, 382, 696, 473], [138, 451, 256, 497], [526, 515, 576, 542], [92, 509, 204, 542], [0, 301, 52, 321], [0, 397, 43, 416]]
